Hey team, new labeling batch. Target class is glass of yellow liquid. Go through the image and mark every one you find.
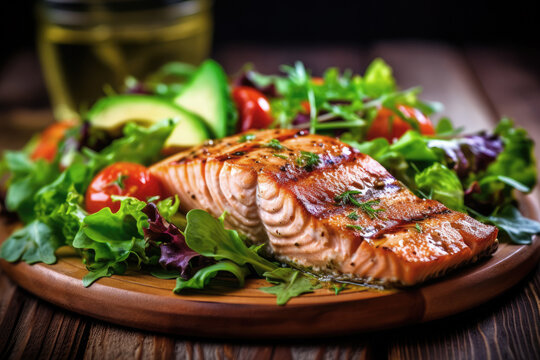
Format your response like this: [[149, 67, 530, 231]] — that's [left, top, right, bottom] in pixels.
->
[[37, 0, 213, 120]]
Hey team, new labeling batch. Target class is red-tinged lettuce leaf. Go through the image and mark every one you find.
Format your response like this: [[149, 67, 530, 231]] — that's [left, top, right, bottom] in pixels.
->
[[142, 203, 207, 279], [427, 133, 503, 178]]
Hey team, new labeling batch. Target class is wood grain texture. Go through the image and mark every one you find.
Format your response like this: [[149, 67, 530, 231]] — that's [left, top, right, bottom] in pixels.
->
[[1, 43, 540, 359]]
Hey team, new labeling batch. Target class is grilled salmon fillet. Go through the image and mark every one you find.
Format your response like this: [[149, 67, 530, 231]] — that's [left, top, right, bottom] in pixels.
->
[[150, 129, 498, 285]]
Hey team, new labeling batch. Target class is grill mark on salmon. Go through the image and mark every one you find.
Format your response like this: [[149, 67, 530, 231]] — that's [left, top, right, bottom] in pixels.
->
[[151, 129, 498, 285]]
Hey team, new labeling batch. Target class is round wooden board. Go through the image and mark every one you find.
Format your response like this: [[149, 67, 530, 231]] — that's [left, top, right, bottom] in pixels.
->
[[1, 197, 539, 339]]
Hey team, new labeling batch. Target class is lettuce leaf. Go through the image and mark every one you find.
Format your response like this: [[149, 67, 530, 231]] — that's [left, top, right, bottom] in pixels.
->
[[182, 209, 320, 304], [142, 202, 206, 279], [184, 209, 276, 275], [0, 220, 61, 264], [345, 119, 539, 244], [73, 197, 149, 286], [3, 152, 60, 223], [415, 163, 465, 212]]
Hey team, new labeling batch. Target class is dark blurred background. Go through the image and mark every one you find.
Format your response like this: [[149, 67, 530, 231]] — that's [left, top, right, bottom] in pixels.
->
[[4, 0, 540, 59], [1, 0, 539, 139]]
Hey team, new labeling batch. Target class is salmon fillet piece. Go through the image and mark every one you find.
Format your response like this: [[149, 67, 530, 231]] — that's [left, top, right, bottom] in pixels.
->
[[150, 129, 498, 285]]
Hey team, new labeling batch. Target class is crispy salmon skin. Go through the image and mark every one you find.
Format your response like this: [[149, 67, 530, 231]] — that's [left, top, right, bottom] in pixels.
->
[[150, 129, 498, 285]]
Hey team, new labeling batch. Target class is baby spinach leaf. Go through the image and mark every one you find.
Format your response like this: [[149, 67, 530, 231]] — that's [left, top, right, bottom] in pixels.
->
[[472, 205, 540, 245], [0, 220, 61, 264]]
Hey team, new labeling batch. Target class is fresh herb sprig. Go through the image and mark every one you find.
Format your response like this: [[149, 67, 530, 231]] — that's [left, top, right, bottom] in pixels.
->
[[296, 151, 320, 170], [262, 138, 286, 150], [335, 190, 385, 219]]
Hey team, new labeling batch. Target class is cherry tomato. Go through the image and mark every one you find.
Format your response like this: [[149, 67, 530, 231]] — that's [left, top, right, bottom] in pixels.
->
[[232, 86, 273, 132], [366, 105, 435, 142], [85, 162, 164, 214], [31, 122, 75, 162]]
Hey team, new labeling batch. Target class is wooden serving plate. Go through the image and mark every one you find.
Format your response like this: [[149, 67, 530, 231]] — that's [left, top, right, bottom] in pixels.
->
[[1, 197, 539, 339]]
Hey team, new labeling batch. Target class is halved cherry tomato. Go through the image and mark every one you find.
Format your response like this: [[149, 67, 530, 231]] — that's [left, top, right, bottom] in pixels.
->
[[31, 121, 75, 162], [232, 86, 273, 132], [366, 105, 435, 142], [85, 162, 164, 214]]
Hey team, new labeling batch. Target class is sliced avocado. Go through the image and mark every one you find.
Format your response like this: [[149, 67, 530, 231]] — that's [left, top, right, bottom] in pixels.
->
[[87, 94, 210, 148], [173, 59, 236, 138]]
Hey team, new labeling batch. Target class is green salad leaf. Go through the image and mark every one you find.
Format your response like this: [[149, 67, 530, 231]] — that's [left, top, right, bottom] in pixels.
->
[[84, 119, 177, 170], [184, 209, 276, 275], [73, 197, 149, 286], [362, 58, 396, 97], [174, 260, 250, 292], [182, 209, 320, 304], [260, 267, 320, 305], [3, 152, 60, 223], [415, 163, 465, 212], [470, 205, 540, 245], [0, 220, 61, 264]]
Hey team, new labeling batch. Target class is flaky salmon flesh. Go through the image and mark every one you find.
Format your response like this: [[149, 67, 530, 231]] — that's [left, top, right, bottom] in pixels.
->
[[150, 129, 498, 286]]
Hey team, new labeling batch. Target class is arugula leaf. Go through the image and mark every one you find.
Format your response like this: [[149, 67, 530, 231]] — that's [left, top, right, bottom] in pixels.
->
[[174, 260, 250, 293], [0, 220, 61, 264], [82, 260, 127, 287], [260, 268, 320, 306]]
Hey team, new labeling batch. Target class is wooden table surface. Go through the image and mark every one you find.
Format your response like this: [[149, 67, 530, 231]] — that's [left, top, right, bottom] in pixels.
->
[[0, 42, 539, 359]]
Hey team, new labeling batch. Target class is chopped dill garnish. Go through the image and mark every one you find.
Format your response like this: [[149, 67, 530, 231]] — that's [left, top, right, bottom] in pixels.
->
[[415, 223, 423, 233], [273, 153, 288, 160], [335, 190, 385, 219], [295, 151, 320, 170], [357, 200, 385, 219], [335, 190, 362, 205], [346, 224, 364, 231], [262, 138, 285, 150], [239, 134, 256, 142], [347, 211, 359, 220]]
